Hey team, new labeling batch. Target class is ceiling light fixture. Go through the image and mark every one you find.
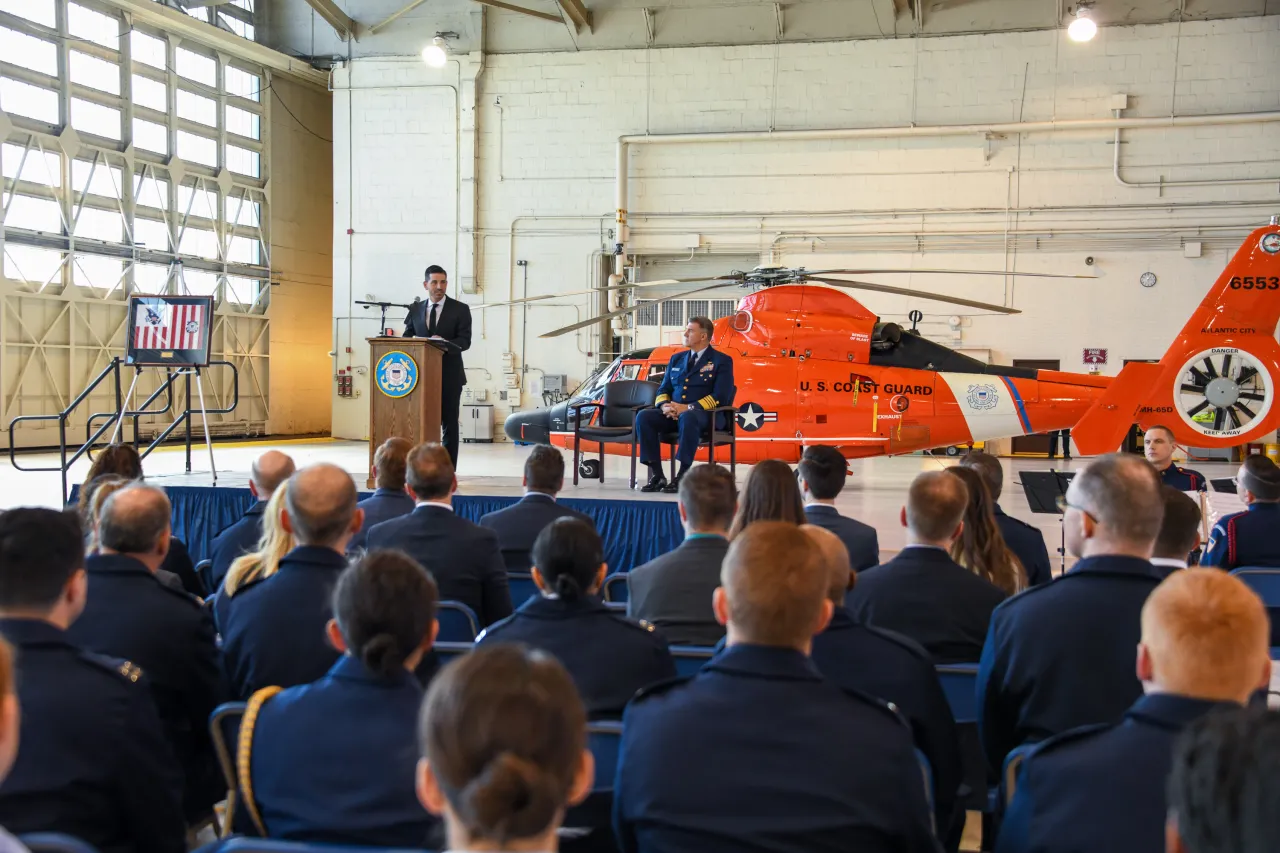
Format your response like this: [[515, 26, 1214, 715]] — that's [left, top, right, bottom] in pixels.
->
[[422, 35, 449, 68], [1068, 3, 1098, 42]]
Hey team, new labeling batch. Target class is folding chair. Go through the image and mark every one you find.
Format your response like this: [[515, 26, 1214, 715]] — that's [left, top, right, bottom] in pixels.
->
[[562, 721, 624, 850], [657, 386, 738, 479], [507, 573, 538, 606], [935, 663, 979, 724], [669, 645, 715, 678], [1003, 744, 1034, 806], [19, 835, 102, 853], [602, 573, 629, 603], [432, 641, 474, 668], [196, 559, 215, 595], [436, 601, 480, 642], [209, 702, 248, 835], [1231, 568, 1280, 646]]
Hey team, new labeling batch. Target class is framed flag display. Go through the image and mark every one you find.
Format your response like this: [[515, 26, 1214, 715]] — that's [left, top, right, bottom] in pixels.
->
[[126, 295, 214, 367]]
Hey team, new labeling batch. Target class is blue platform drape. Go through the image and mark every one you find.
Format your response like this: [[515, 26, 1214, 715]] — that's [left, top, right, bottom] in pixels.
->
[[81, 486, 684, 573]]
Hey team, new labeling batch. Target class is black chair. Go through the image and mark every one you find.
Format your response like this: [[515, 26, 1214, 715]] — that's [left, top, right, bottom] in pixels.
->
[[437, 601, 480, 642], [570, 380, 658, 488], [657, 386, 738, 478]]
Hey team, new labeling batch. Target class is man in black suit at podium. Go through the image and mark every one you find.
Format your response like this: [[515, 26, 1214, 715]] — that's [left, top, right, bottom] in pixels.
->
[[403, 265, 472, 467]]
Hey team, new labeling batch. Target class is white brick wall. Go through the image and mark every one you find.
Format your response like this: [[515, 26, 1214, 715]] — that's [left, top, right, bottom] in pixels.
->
[[331, 17, 1280, 440]]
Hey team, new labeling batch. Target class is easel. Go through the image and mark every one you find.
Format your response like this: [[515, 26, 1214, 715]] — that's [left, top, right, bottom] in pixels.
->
[[1019, 469, 1077, 574], [107, 363, 217, 483]]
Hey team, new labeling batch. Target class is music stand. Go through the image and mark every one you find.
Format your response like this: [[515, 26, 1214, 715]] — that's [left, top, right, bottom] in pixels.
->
[[1018, 470, 1077, 573], [1210, 477, 1237, 493]]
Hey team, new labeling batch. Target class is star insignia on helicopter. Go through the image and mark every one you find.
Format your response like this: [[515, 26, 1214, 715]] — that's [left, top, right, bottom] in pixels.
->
[[736, 402, 777, 432]]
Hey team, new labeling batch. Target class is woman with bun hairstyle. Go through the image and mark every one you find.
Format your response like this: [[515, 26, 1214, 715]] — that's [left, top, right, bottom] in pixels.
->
[[231, 550, 441, 846], [417, 644, 593, 852], [475, 517, 675, 718]]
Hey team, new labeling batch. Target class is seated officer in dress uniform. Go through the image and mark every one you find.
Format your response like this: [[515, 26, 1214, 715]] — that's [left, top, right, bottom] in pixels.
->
[[0, 509, 186, 853], [1144, 424, 1207, 492], [480, 445, 593, 574], [635, 317, 735, 494], [959, 452, 1053, 587], [214, 463, 364, 699], [477, 518, 675, 718], [799, 445, 881, 572], [347, 438, 414, 554], [1167, 706, 1280, 853], [996, 569, 1271, 853], [236, 550, 442, 847], [417, 645, 593, 853], [64, 484, 226, 823], [209, 450, 295, 591], [1150, 487, 1202, 579], [805, 525, 965, 853], [1203, 454, 1280, 571], [977, 453, 1166, 773], [615, 521, 940, 853]]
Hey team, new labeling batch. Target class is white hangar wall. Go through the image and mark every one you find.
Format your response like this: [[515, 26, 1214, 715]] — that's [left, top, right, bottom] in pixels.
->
[[330, 15, 1280, 441]]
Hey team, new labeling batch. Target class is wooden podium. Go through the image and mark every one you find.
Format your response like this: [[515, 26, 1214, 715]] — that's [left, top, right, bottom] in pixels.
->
[[367, 336, 445, 488]]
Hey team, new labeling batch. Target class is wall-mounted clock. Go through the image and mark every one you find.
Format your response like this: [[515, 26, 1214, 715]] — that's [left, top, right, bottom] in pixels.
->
[[1140, 272, 1157, 288]]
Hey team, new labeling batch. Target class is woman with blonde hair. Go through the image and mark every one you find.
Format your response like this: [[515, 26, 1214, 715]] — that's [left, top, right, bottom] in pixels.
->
[[947, 465, 1026, 596], [728, 459, 806, 539], [222, 487, 293, 596]]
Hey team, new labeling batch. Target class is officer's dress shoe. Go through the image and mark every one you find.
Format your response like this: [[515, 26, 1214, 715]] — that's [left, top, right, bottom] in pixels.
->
[[662, 473, 684, 494], [640, 472, 668, 493]]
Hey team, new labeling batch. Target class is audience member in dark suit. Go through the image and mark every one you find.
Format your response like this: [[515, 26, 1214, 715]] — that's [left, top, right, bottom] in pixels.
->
[[848, 471, 1006, 664], [239, 550, 442, 847], [997, 569, 1272, 853], [416, 646, 593, 853], [1150, 487, 1202, 580], [947, 466, 1027, 596], [615, 522, 940, 853], [628, 464, 736, 646], [0, 509, 186, 853], [479, 445, 593, 574], [478, 518, 675, 718], [799, 445, 880, 571], [403, 265, 472, 468], [209, 450, 295, 591], [977, 453, 1166, 773], [348, 438, 415, 554], [959, 452, 1053, 587], [366, 442, 512, 626], [64, 484, 226, 823], [214, 463, 363, 699], [1166, 706, 1280, 853], [805, 524, 964, 852]]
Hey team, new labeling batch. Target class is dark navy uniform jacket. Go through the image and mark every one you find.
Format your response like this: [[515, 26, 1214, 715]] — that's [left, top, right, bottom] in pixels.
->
[[163, 537, 205, 598], [366, 503, 512, 626], [996, 694, 1237, 853], [209, 500, 267, 592], [614, 644, 941, 853], [478, 493, 593, 573], [848, 546, 1007, 664], [65, 553, 227, 820], [654, 346, 734, 412], [977, 555, 1163, 772], [477, 595, 676, 718], [347, 488, 415, 554], [804, 505, 880, 572], [246, 655, 441, 847], [811, 607, 964, 852], [627, 534, 728, 647], [212, 545, 348, 699], [0, 618, 186, 853], [1203, 503, 1280, 570], [993, 505, 1053, 587], [1157, 463, 1207, 492]]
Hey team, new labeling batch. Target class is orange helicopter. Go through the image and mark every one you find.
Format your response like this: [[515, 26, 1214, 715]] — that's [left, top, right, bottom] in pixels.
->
[[502, 219, 1280, 472]]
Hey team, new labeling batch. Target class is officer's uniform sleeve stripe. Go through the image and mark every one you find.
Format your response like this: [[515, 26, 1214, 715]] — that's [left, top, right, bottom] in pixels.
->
[[699, 396, 717, 410], [655, 394, 671, 405]]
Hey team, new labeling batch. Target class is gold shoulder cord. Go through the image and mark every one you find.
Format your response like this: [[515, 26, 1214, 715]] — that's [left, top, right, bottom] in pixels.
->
[[236, 686, 283, 838]]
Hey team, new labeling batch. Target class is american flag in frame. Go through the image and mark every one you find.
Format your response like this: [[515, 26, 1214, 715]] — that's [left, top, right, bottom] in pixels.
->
[[126, 295, 215, 367]]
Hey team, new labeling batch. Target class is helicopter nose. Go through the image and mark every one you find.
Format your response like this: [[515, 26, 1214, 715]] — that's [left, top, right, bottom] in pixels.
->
[[503, 407, 552, 444]]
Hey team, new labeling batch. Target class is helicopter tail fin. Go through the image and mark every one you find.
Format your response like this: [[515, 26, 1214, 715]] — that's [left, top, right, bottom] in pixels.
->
[[1073, 222, 1280, 456]]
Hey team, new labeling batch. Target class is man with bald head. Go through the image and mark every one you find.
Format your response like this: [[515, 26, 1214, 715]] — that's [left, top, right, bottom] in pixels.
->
[[214, 463, 363, 698], [978, 453, 1167, 773], [66, 483, 227, 821], [849, 470, 1007, 664], [209, 449, 295, 590], [997, 569, 1271, 853], [616, 522, 940, 853], [806, 525, 964, 852]]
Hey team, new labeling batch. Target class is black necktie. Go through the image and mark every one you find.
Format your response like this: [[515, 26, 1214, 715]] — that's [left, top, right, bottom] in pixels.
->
[[690, 350, 702, 372], [428, 301, 439, 334]]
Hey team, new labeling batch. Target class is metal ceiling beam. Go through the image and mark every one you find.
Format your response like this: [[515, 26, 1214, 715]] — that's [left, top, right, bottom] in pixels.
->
[[471, 0, 564, 24], [369, 0, 429, 35], [297, 0, 358, 41], [557, 0, 592, 32]]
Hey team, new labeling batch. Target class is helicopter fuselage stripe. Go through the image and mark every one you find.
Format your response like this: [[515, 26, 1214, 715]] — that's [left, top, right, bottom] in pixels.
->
[[999, 376, 1034, 434], [936, 372, 1028, 442]]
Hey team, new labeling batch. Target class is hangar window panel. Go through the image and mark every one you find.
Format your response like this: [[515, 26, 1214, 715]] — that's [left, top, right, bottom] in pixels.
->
[[71, 98, 121, 140], [225, 105, 260, 140], [711, 300, 735, 320], [0, 78, 60, 124], [72, 254, 123, 289], [131, 75, 167, 112], [226, 144, 259, 177], [661, 300, 684, 327], [685, 300, 709, 320], [180, 268, 218, 296], [178, 227, 219, 259], [218, 13, 254, 41], [225, 65, 260, 102], [0, 0, 56, 28], [175, 48, 216, 87], [133, 118, 168, 155], [0, 28, 59, 77], [2, 244, 63, 284], [177, 89, 217, 127], [67, 4, 120, 50], [4, 194, 63, 233], [72, 160, 123, 199], [635, 301, 657, 327], [177, 184, 218, 220], [132, 262, 169, 294], [133, 216, 170, 251], [2, 143, 62, 187], [226, 275, 260, 305], [70, 52, 120, 96], [224, 195, 260, 227], [227, 235, 259, 265], [133, 173, 169, 210], [73, 206, 124, 243], [177, 130, 218, 167], [130, 31, 166, 70]]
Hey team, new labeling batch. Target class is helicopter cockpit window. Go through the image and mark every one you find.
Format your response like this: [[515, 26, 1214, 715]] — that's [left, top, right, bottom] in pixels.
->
[[620, 364, 641, 381], [647, 364, 667, 383], [568, 358, 620, 400], [731, 311, 753, 333]]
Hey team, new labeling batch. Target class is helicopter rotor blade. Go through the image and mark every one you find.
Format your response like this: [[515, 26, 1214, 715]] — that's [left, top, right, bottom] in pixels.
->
[[538, 283, 736, 339], [802, 268, 1096, 280], [473, 275, 735, 310], [806, 277, 1021, 315]]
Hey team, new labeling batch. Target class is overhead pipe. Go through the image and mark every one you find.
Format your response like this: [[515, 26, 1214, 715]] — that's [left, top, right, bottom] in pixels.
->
[[1111, 111, 1280, 191]]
